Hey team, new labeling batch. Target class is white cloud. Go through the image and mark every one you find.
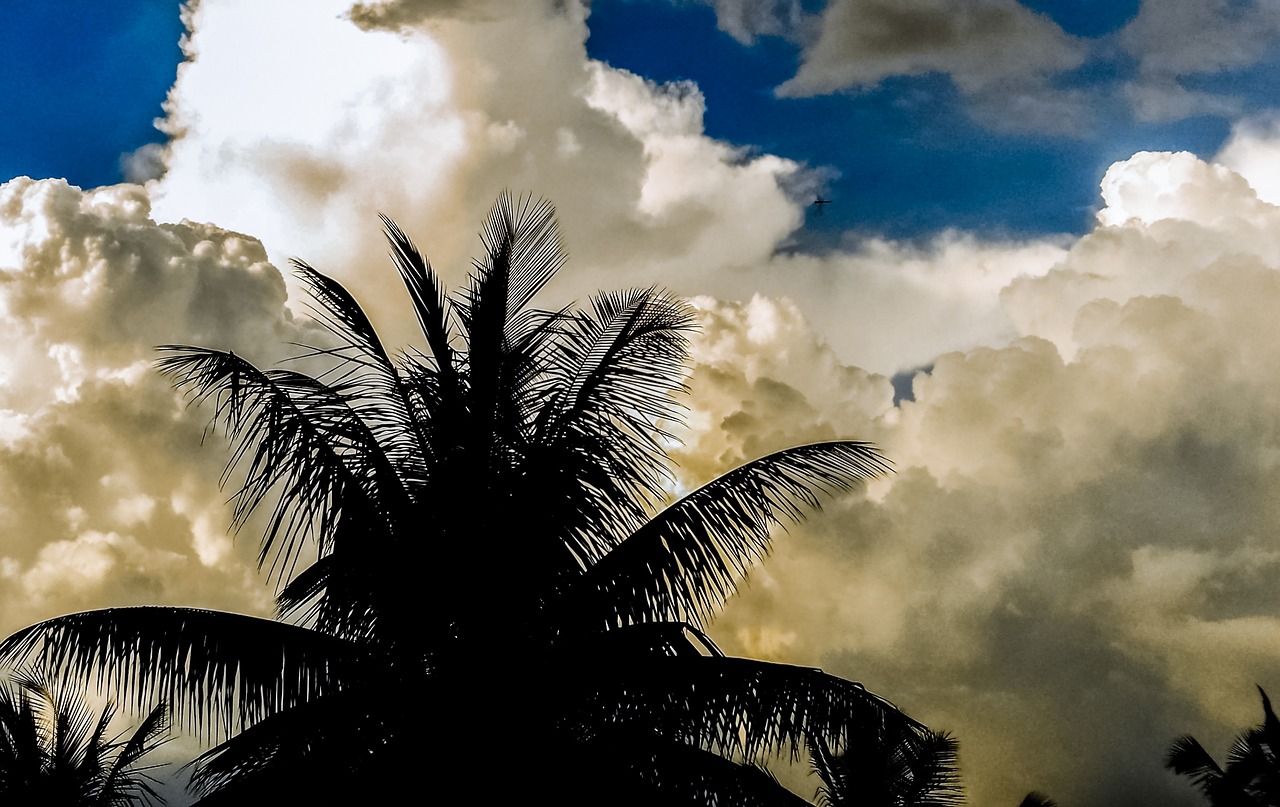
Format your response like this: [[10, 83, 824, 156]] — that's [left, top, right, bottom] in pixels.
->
[[0, 177, 304, 634], [1216, 114, 1280, 205], [705, 0, 810, 45], [677, 146, 1280, 805]]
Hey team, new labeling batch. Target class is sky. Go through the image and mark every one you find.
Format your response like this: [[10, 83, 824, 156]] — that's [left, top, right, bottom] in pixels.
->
[[4, 1, 1280, 804]]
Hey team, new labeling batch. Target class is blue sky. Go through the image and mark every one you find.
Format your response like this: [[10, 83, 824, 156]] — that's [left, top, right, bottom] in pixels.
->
[[0, 2, 182, 189], [7, 0, 1274, 242]]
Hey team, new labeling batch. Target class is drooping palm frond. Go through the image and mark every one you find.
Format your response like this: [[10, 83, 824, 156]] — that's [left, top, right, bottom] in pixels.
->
[[568, 441, 892, 630], [155, 347, 408, 585], [901, 730, 964, 807], [575, 730, 814, 807], [183, 687, 422, 805], [571, 655, 919, 765], [1168, 735, 1227, 796], [1018, 792, 1058, 807], [0, 608, 372, 743]]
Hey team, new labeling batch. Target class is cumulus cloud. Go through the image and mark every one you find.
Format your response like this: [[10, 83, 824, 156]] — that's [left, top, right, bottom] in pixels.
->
[[146, 0, 834, 359], [1216, 114, 1280, 205], [0, 177, 310, 635], [673, 146, 1280, 805]]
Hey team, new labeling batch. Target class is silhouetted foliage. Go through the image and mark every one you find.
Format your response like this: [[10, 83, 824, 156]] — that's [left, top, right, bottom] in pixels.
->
[[1167, 686, 1280, 807], [808, 721, 1059, 807], [0, 669, 169, 806], [811, 721, 962, 807], [0, 193, 917, 805]]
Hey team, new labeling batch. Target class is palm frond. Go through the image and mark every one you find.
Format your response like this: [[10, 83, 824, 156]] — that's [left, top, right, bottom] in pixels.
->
[[577, 731, 814, 807], [901, 730, 964, 807], [185, 688, 420, 805], [0, 608, 372, 743], [526, 287, 696, 564], [556, 621, 724, 662], [291, 262, 428, 478], [456, 194, 565, 450], [1018, 793, 1058, 807], [810, 716, 958, 807], [156, 346, 406, 585], [473, 191, 566, 338], [98, 703, 170, 805], [568, 441, 892, 629], [16, 669, 97, 781], [1168, 734, 1230, 799], [542, 287, 694, 444], [571, 655, 919, 765], [0, 684, 45, 791], [379, 214, 456, 371]]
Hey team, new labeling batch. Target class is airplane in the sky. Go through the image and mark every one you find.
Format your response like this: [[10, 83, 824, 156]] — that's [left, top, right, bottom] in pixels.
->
[[813, 196, 832, 206]]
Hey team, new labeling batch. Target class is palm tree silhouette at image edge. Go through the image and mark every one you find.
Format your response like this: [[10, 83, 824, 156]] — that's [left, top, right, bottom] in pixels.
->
[[0, 193, 923, 804], [0, 668, 170, 805], [1167, 686, 1280, 806]]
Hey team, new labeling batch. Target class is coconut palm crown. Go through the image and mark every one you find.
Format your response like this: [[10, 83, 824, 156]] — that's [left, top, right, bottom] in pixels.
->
[[0, 193, 919, 804], [0, 669, 170, 806]]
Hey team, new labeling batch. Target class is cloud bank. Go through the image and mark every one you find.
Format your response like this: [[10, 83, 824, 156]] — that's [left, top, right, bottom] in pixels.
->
[[685, 145, 1280, 804], [6, 2, 1280, 805]]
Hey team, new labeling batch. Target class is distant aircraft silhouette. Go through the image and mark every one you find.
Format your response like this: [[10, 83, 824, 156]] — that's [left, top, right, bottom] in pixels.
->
[[813, 197, 831, 206]]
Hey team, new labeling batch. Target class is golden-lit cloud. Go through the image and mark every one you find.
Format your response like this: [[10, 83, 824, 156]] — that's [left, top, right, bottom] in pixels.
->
[[0, 177, 307, 632], [676, 146, 1280, 804]]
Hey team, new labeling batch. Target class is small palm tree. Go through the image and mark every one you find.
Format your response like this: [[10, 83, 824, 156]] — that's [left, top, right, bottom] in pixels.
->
[[0, 669, 169, 806], [1167, 686, 1280, 806], [0, 193, 917, 804]]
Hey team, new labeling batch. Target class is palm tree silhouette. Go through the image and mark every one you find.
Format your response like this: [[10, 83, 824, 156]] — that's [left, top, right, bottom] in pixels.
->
[[0, 193, 918, 804], [810, 721, 963, 807], [0, 669, 170, 805], [808, 720, 1061, 807], [1167, 686, 1280, 806]]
